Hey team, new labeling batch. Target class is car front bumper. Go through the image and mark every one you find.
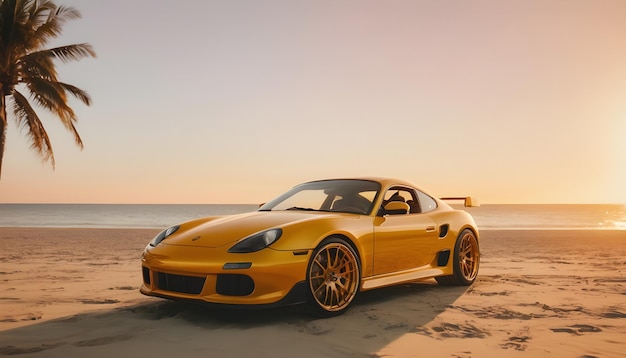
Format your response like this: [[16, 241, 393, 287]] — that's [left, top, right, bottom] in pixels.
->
[[140, 243, 311, 306]]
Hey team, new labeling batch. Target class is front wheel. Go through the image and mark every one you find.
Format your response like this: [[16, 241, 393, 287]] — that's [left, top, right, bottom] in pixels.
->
[[305, 237, 361, 317], [436, 229, 480, 286]]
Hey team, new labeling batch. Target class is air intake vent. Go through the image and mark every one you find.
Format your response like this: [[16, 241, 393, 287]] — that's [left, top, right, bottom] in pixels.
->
[[156, 272, 205, 294], [216, 274, 255, 296], [439, 224, 449, 238], [142, 267, 151, 285], [437, 250, 451, 266]]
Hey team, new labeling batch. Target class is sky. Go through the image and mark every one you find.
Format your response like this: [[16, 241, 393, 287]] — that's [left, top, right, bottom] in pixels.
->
[[1, 0, 625, 204]]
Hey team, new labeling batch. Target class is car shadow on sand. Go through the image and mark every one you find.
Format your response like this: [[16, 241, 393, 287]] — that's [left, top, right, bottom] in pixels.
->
[[126, 280, 466, 325], [0, 281, 469, 357]]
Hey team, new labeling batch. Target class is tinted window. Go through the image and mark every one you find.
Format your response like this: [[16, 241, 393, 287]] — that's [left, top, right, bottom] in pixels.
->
[[259, 180, 381, 215]]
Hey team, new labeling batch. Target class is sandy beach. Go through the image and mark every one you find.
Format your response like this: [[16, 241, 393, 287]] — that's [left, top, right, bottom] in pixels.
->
[[0, 227, 624, 357]]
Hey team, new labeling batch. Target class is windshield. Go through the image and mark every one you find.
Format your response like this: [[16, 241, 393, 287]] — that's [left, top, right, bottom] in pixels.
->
[[259, 179, 381, 215]]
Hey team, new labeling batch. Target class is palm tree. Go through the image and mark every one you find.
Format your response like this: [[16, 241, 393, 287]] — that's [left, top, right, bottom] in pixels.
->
[[0, 0, 95, 178]]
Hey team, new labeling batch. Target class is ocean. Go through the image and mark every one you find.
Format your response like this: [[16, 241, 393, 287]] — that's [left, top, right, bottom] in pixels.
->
[[0, 204, 625, 230]]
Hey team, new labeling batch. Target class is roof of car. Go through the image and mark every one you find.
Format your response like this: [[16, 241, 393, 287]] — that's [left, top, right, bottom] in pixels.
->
[[305, 177, 423, 190]]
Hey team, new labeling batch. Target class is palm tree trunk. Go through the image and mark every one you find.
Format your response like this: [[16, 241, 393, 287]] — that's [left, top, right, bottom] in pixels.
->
[[0, 93, 6, 179]]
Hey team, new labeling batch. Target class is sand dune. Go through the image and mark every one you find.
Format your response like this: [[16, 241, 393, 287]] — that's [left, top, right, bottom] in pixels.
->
[[1, 228, 625, 357]]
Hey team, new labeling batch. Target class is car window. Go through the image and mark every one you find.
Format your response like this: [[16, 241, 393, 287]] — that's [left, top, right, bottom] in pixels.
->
[[271, 189, 328, 211], [259, 179, 380, 215], [416, 190, 437, 213], [382, 187, 420, 214], [359, 190, 377, 202]]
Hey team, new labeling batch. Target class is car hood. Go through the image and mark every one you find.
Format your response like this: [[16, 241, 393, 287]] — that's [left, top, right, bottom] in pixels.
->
[[161, 210, 346, 248]]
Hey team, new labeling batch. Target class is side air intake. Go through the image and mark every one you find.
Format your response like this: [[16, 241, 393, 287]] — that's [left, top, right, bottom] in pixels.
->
[[437, 250, 451, 266], [439, 224, 449, 238]]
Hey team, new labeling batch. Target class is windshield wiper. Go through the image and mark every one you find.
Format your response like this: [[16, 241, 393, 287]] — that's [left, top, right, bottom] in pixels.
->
[[285, 206, 317, 211]]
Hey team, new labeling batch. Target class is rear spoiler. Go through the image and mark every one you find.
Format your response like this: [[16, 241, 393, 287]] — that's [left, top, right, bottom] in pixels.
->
[[440, 197, 480, 207]]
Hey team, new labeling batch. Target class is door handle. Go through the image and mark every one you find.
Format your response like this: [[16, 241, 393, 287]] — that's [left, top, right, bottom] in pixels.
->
[[426, 226, 436, 233]]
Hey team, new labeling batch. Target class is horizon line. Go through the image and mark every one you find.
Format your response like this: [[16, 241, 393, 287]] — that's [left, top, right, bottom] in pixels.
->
[[1, 202, 624, 206]]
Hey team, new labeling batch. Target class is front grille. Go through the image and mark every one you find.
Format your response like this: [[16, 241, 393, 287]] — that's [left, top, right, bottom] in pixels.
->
[[155, 272, 206, 294], [142, 267, 151, 285]]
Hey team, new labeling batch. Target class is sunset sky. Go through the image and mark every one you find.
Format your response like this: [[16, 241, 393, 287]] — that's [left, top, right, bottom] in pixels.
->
[[1, 0, 625, 204]]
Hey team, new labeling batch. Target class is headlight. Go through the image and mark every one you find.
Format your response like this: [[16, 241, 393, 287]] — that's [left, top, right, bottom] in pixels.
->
[[228, 228, 282, 253], [149, 225, 180, 247]]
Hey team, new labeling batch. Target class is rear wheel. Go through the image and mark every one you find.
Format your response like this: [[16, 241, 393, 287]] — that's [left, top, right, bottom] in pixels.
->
[[436, 229, 480, 286], [305, 237, 360, 317]]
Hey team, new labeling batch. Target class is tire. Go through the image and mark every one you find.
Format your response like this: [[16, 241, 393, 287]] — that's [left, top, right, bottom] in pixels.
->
[[435, 229, 480, 286], [305, 237, 361, 317]]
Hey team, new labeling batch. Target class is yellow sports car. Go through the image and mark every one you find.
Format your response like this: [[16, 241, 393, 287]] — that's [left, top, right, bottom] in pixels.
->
[[140, 178, 480, 317]]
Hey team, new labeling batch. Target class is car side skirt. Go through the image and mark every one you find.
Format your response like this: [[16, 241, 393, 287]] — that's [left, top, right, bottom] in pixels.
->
[[361, 267, 446, 290]]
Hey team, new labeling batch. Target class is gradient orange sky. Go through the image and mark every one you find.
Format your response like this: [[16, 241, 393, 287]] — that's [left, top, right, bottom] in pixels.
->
[[1, 0, 625, 204]]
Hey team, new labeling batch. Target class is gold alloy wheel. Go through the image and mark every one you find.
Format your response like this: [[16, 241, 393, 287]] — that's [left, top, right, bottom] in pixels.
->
[[458, 231, 479, 281], [308, 242, 360, 312]]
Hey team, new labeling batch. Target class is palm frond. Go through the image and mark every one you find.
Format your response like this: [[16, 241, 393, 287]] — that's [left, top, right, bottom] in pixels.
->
[[26, 77, 85, 148], [53, 5, 82, 22], [27, 0, 56, 25], [56, 81, 91, 106], [26, 75, 73, 121], [24, 43, 96, 64], [11, 89, 55, 167], [6, 0, 46, 52], [63, 117, 83, 149], [19, 49, 59, 80], [34, 3, 81, 44]]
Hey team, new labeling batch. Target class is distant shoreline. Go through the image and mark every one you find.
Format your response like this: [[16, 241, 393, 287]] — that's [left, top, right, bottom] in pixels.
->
[[1, 203, 624, 230]]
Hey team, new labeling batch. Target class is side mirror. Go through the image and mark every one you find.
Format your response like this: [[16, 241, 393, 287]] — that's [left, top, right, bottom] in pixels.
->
[[383, 201, 410, 215]]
